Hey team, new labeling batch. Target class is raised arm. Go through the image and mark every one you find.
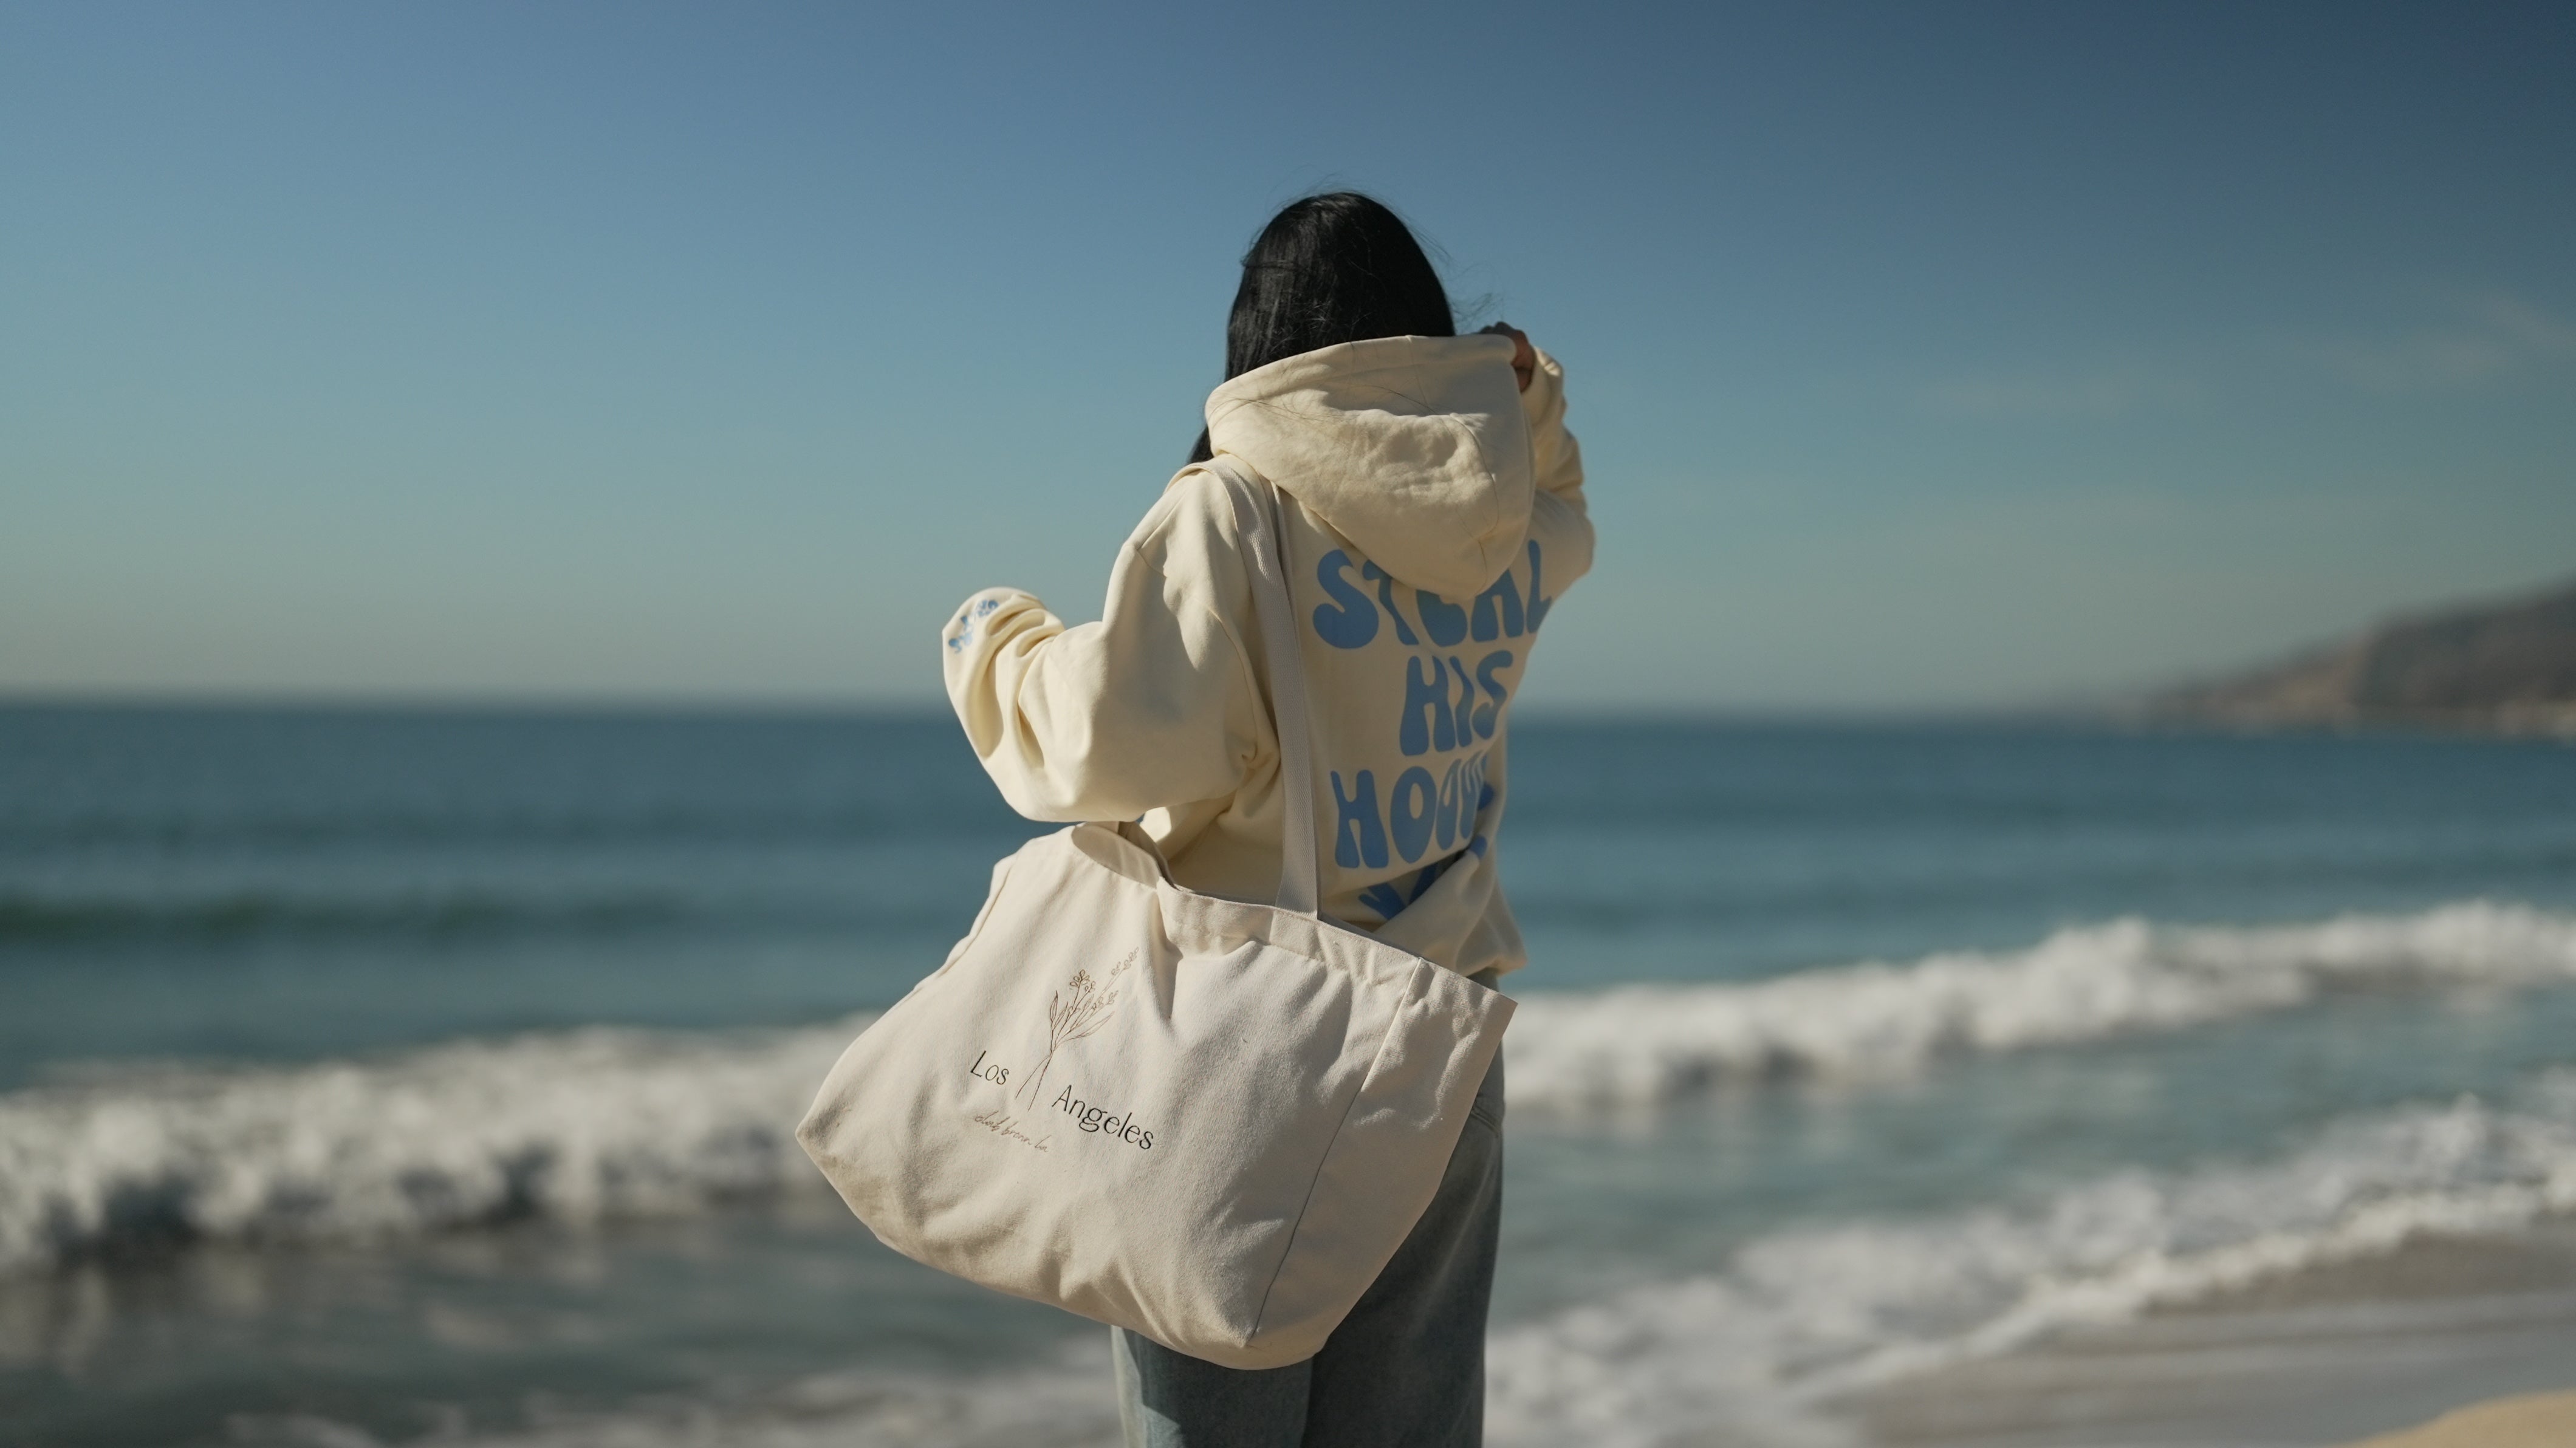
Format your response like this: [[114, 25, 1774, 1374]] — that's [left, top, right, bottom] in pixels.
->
[[939, 475, 1267, 822]]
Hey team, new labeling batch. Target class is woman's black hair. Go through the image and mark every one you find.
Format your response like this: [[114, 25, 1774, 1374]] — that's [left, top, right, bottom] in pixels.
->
[[1190, 192, 1455, 463]]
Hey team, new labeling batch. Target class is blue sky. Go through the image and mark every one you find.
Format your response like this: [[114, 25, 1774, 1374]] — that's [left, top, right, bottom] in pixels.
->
[[5, 1, 2571, 711]]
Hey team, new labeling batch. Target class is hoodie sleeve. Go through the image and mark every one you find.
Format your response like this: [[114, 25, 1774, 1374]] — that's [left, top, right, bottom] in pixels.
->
[[939, 480, 1269, 822]]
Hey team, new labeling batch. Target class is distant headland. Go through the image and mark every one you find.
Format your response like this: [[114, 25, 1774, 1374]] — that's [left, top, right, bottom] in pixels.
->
[[2142, 575, 2576, 734]]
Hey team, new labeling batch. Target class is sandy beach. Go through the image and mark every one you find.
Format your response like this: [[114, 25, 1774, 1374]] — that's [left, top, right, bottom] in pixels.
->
[[2348, 1392, 2576, 1447]]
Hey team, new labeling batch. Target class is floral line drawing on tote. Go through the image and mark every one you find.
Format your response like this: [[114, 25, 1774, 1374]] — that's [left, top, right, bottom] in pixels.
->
[[1017, 949, 1134, 1106]]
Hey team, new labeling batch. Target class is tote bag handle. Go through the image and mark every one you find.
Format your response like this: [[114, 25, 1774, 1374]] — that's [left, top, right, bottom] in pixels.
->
[[1204, 458, 1322, 919]]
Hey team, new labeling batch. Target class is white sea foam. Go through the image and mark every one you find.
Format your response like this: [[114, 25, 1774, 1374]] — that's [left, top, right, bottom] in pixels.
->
[[1504, 900, 2576, 1108], [5, 901, 2575, 1274], [1482, 1071, 2576, 1446], [220, 1073, 2576, 1448], [0, 1017, 870, 1275]]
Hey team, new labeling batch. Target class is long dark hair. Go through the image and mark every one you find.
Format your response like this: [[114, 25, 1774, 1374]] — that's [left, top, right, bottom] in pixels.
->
[[1190, 193, 1456, 463]]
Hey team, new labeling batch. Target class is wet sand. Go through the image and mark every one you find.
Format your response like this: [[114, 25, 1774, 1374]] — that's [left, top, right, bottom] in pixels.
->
[[1852, 1220, 2576, 1447]]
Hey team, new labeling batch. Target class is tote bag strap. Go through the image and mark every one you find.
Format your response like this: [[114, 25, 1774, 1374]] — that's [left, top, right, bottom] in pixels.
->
[[1204, 457, 1322, 918]]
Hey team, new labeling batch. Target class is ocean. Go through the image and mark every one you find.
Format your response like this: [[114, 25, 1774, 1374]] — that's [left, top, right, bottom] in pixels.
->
[[5, 705, 2575, 1447]]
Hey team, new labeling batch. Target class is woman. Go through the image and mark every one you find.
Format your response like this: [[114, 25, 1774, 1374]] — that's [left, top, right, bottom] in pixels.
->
[[940, 191, 1591, 1447]]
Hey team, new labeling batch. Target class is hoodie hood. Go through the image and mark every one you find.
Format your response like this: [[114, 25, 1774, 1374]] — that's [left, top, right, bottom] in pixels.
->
[[1202, 333, 1534, 598]]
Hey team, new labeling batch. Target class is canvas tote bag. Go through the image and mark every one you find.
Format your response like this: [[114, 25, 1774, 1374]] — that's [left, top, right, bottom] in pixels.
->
[[797, 459, 1513, 1371]]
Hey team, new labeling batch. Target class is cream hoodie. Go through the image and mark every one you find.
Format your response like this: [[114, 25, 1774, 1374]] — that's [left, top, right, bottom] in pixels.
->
[[940, 333, 1591, 978]]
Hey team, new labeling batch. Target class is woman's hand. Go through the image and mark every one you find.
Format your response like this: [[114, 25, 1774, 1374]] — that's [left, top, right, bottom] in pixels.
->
[[1479, 322, 1535, 392]]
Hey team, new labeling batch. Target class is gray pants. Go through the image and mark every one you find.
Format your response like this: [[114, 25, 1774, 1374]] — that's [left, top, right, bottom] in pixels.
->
[[1111, 1048, 1505, 1448]]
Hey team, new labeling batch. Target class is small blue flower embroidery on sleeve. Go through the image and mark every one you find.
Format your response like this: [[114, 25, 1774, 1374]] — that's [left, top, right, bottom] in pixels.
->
[[947, 597, 1006, 654]]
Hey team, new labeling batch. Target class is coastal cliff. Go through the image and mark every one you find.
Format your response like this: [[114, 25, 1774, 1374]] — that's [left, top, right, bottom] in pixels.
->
[[2149, 576, 2576, 733]]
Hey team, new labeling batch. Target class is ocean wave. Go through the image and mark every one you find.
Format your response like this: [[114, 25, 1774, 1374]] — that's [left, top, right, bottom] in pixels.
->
[[7, 901, 2576, 1273], [1504, 900, 2576, 1107], [0, 891, 693, 943], [0, 889, 978, 943], [1483, 1071, 2576, 1446], [0, 1019, 865, 1274], [216, 1074, 2576, 1448], [0, 807, 1033, 854]]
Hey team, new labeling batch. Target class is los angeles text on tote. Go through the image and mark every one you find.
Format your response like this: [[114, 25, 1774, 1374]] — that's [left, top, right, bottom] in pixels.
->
[[796, 460, 1513, 1370]]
